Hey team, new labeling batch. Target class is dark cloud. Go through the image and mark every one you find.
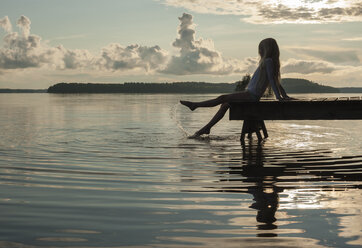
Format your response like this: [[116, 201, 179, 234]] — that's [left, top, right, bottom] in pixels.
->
[[258, 5, 315, 22], [161, 0, 362, 24], [318, 4, 362, 19], [257, 2, 362, 23]]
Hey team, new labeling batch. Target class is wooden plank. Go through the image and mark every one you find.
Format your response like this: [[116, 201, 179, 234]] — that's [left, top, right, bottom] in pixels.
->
[[229, 100, 362, 120], [338, 97, 349, 101], [326, 97, 338, 101], [312, 98, 326, 101]]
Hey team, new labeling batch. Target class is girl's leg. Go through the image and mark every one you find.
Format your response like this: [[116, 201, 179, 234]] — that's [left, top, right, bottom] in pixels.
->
[[193, 103, 230, 136], [181, 91, 252, 111]]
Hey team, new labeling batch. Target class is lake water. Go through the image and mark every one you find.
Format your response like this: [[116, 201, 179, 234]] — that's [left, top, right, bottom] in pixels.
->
[[0, 93, 361, 248]]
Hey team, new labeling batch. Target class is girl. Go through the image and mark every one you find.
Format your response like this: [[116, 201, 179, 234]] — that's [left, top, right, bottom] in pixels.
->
[[180, 38, 293, 137]]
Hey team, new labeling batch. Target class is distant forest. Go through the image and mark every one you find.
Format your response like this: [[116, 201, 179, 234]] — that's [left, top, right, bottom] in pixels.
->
[[281, 78, 339, 93], [338, 87, 362, 93], [47, 78, 345, 94], [0, 89, 46, 93], [47, 82, 236, 94]]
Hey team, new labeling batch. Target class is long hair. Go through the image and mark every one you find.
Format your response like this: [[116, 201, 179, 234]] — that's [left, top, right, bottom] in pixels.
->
[[256, 38, 281, 96]]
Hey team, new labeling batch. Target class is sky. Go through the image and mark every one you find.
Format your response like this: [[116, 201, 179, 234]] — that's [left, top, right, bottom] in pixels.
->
[[0, 0, 361, 89]]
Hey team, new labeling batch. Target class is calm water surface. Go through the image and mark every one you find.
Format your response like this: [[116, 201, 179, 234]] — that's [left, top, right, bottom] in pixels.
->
[[0, 93, 361, 248]]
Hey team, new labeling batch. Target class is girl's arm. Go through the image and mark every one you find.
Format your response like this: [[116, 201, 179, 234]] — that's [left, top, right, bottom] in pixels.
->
[[265, 58, 281, 100], [278, 84, 296, 100], [279, 84, 288, 98]]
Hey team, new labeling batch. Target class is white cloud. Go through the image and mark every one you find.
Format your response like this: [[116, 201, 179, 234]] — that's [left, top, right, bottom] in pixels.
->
[[162, 13, 248, 75], [287, 47, 360, 64], [0, 16, 168, 73], [0, 14, 255, 77], [1, 13, 361, 87], [0, 31, 55, 69], [0, 16, 92, 70], [97, 43, 169, 72], [342, 37, 362, 41], [282, 62, 362, 87], [159, 0, 362, 24], [0, 16, 12, 33], [281, 58, 341, 74], [280, 58, 362, 87], [16, 15, 31, 38], [57, 45, 93, 70]]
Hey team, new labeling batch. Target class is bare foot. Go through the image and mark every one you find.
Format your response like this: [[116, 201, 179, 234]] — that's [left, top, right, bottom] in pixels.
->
[[193, 127, 210, 137], [180, 100, 197, 111]]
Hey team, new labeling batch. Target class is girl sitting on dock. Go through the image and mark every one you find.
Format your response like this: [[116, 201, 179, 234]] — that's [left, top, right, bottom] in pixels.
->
[[180, 38, 293, 137]]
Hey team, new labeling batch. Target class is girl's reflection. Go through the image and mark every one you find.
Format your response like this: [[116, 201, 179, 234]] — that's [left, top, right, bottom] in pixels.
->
[[241, 143, 284, 235]]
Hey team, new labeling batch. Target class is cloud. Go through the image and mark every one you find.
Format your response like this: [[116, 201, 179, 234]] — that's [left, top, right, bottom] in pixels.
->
[[160, 0, 362, 24], [342, 37, 362, 41], [0, 32, 54, 69], [288, 47, 360, 64], [281, 59, 340, 74], [3, 13, 358, 87], [97, 43, 169, 72], [0, 14, 255, 77], [282, 61, 362, 87], [0, 16, 12, 33], [17, 15, 31, 37], [0, 16, 167, 73], [162, 13, 247, 75], [0, 16, 91, 70], [51, 34, 88, 41], [57, 45, 93, 69]]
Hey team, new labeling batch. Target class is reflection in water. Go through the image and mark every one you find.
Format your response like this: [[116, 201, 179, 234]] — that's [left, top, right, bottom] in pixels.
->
[[0, 93, 361, 247], [243, 144, 280, 235], [196, 138, 362, 244]]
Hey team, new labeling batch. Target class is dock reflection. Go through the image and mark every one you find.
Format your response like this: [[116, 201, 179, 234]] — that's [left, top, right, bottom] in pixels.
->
[[204, 139, 362, 236]]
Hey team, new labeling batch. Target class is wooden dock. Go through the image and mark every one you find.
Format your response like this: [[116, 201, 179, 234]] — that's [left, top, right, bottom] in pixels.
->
[[229, 97, 362, 142]]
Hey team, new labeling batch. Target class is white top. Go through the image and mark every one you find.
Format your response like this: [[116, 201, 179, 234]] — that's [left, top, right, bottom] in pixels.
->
[[246, 58, 281, 100]]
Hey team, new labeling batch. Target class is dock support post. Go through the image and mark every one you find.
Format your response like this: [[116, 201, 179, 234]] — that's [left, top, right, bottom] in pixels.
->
[[261, 121, 268, 139], [240, 120, 268, 143]]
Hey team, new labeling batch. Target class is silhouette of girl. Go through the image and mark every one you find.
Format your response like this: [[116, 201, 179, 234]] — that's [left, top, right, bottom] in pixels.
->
[[180, 38, 293, 137]]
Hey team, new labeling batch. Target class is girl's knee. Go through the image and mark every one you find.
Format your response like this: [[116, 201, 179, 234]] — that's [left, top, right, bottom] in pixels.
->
[[217, 94, 228, 102], [220, 102, 230, 110]]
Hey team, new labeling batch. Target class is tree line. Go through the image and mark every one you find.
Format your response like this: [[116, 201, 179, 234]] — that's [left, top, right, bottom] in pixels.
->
[[47, 82, 236, 93], [47, 78, 341, 94]]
